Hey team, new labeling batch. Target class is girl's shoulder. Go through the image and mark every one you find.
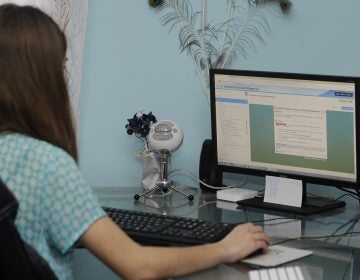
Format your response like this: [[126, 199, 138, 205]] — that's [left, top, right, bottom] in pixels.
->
[[0, 132, 74, 163]]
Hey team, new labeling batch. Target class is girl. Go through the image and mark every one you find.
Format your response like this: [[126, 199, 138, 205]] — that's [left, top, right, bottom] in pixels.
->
[[0, 4, 269, 279]]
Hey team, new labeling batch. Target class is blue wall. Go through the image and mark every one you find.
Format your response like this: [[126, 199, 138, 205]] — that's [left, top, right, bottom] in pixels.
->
[[79, 0, 360, 198]]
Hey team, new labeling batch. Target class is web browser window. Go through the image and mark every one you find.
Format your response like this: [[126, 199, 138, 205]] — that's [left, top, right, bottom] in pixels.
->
[[214, 74, 357, 182]]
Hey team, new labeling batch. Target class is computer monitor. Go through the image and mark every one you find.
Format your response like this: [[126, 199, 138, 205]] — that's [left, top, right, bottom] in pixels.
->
[[210, 68, 360, 215]]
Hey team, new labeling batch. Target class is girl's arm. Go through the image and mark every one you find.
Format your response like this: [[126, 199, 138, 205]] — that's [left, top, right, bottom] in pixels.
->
[[80, 216, 269, 280]]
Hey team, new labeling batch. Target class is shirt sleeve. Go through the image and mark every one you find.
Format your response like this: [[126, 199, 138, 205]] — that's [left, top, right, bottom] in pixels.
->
[[41, 146, 106, 254]]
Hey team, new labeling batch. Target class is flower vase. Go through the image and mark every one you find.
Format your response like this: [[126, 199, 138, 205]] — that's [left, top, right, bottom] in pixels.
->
[[138, 150, 161, 190]]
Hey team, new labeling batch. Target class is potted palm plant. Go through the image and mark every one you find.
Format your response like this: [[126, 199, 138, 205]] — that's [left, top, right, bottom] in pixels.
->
[[149, 0, 292, 102]]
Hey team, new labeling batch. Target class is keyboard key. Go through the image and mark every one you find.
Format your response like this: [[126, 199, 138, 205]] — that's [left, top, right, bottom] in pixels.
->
[[285, 267, 297, 279], [259, 269, 270, 280], [277, 268, 288, 280], [268, 268, 279, 280], [249, 266, 312, 280]]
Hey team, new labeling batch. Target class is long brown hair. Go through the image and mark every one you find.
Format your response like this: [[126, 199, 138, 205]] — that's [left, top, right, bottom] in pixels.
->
[[0, 4, 78, 161]]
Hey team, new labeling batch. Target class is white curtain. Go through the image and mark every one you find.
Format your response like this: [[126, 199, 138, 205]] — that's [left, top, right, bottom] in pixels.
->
[[0, 0, 88, 125]]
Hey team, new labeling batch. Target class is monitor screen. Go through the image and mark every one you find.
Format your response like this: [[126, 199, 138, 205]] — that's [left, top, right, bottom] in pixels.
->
[[210, 69, 360, 189]]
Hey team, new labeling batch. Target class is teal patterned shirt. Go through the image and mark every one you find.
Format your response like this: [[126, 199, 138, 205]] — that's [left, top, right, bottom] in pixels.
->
[[0, 133, 106, 279]]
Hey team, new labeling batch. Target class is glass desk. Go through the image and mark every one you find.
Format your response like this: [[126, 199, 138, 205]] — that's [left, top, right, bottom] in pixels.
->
[[74, 186, 360, 280]]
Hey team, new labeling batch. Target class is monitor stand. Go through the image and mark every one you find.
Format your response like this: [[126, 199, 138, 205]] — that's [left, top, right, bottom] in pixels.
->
[[236, 181, 346, 216]]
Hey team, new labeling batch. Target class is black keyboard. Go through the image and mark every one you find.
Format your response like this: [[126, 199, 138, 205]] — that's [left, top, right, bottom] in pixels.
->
[[104, 207, 236, 246]]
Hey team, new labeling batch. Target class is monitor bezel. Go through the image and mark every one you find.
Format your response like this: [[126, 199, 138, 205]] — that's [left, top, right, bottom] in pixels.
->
[[210, 68, 360, 189]]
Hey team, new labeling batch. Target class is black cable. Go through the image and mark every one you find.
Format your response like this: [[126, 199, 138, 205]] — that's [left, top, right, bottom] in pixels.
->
[[341, 249, 354, 280], [325, 211, 360, 243], [253, 214, 350, 227], [343, 203, 360, 246], [336, 186, 360, 199], [338, 221, 357, 245], [332, 192, 360, 202], [273, 230, 360, 246]]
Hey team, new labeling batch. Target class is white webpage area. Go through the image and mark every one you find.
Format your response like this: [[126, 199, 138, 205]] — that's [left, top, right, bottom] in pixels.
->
[[215, 74, 356, 181], [274, 106, 327, 159]]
